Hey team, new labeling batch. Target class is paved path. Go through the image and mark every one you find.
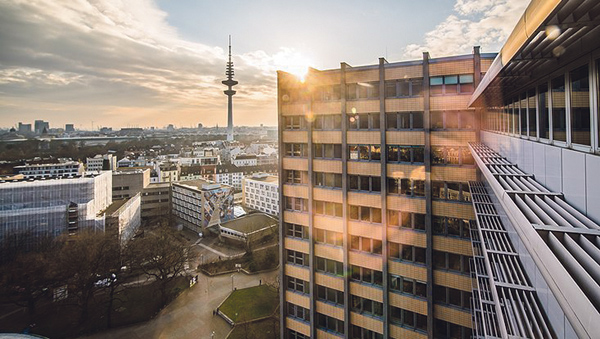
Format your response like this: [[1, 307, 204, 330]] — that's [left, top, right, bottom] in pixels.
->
[[83, 270, 278, 339]]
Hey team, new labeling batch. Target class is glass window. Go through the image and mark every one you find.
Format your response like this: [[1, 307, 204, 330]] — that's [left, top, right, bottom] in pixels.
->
[[551, 75, 566, 142], [387, 113, 398, 129], [412, 79, 423, 96], [432, 111, 444, 129], [413, 112, 424, 129], [444, 75, 458, 94], [571, 65, 591, 145], [387, 145, 399, 162], [528, 89, 537, 137], [399, 80, 410, 97], [520, 94, 528, 135], [539, 83, 549, 139], [385, 81, 396, 98]]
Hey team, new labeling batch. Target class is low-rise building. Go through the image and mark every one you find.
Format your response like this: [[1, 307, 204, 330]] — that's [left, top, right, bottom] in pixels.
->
[[171, 180, 234, 234], [86, 154, 117, 172], [14, 161, 84, 178], [242, 173, 279, 216], [112, 168, 150, 200], [104, 193, 141, 243], [141, 182, 171, 218], [219, 213, 278, 249], [232, 154, 257, 167]]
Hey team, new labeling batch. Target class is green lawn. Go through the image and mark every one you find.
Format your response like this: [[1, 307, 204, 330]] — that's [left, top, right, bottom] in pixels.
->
[[228, 317, 279, 339], [219, 285, 278, 323]]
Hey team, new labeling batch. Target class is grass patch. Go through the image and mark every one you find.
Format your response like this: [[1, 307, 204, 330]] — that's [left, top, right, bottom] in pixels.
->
[[228, 317, 279, 339], [200, 245, 278, 275], [219, 285, 278, 323]]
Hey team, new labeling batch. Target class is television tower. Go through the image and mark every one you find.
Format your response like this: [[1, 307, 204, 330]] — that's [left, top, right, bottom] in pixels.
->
[[222, 35, 238, 142]]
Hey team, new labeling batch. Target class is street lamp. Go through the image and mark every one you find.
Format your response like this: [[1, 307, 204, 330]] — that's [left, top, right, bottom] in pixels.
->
[[231, 273, 236, 291]]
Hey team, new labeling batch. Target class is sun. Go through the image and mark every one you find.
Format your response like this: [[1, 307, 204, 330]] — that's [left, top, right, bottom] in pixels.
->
[[277, 51, 312, 82]]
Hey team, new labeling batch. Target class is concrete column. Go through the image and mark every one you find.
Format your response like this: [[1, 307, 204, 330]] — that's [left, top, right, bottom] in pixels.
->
[[379, 57, 389, 339], [340, 62, 351, 338]]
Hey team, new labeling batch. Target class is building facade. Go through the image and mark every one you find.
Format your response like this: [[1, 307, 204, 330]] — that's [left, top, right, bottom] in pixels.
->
[[141, 182, 171, 218], [112, 168, 150, 200], [242, 173, 279, 216], [171, 180, 234, 234], [279, 1, 600, 339], [15, 161, 84, 178], [232, 154, 258, 167], [0, 172, 112, 246], [86, 154, 117, 172]]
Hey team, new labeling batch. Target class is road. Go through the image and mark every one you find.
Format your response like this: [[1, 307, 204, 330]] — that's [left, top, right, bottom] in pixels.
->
[[83, 269, 278, 339]]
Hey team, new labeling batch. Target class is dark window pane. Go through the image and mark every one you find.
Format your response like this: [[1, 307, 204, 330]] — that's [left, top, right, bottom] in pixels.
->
[[413, 112, 424, 129], [571, 65, 591, 145], [551, 75, 566, 142], [539, 83, 549, 139], [387, 113, 398, 129]]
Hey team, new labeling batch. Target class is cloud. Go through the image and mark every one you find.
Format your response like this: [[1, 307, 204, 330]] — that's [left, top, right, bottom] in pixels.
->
[[404, 0, 530, 59], [0, 0, 306, 128]]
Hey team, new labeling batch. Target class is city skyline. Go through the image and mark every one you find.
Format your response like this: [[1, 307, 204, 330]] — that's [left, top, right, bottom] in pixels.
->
[[0, 0, 528, 129]]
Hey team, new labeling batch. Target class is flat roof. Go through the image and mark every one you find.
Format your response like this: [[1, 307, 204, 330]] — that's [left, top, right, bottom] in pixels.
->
[[246, 174, 278, 183], [221, 213, 277, 234]]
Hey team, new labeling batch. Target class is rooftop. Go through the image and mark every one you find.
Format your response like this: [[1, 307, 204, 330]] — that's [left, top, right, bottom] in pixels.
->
[[220, 213, 277, 234], [245, 173, 278, 183]]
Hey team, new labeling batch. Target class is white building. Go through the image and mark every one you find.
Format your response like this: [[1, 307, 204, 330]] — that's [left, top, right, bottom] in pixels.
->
[[105, 193, 141, 244], [86, 154, 117, 172], [242, 173, 279, 216], [232, 154, 258, 167], [14, 161, 84, 179], [0, 172, 112, 245]]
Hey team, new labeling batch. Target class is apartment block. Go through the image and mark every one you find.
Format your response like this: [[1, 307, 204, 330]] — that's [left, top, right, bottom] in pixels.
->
[[242, 173, 279, 216], [14, 161, 84, 178]]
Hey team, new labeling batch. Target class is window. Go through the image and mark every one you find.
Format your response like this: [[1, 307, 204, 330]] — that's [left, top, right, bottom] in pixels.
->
[[349, 175, 381, 193], [284, 116, 305, 130], [434, 284, 472, 310], [349, 205, 381, 223], [433, 250, 470, 274], [435, 319, 472, 339], [285, 197, 308, 212], [314, 172, 342, 189], [351, 325, 383, 339], [285, 223, 308, 240], [387, 178, 426, 198], [314, 200, 343, 217], [528, 89, 537, 137], [350, 235, 382, 255], [288, 329, 309, 339], [350, 265, 383, 286], [539, 83, 549, 139], [388, 210, 426, 231], [315, 228, 343, 246], [314, 114, 342, 130], [314, 144, 342, 159], [317, 285, 344, 306], [286, 250, 308, 266], [317, 313, 344, 335], [316, 257, 344, 276], [349, 144, 381, 161], [312, 84, 341, 101], [571, 65, 591, 146], [287, 302, 310, 322], [286, 276, 308, 294], [431, 111, 475, 129], [348, 113, 380, 130], [389, 274, 427, 299], [386, 112, 424, 130], [389, 306, 427, 332], [384, 78, 423, 98], [389, 242, 426, 265], [285, 170, 308, 184], [431, 147, 474, 166], [430, 182, 471, 202], [430, 74, 474, 95], [551, 75, 566, 142], [284, 143, 308, 157], [432, 216, 471, 239], [351, 295, 383, 318]]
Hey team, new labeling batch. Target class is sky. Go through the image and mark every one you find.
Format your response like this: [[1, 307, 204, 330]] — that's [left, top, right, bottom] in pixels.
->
[[0, 0, 529, 130]]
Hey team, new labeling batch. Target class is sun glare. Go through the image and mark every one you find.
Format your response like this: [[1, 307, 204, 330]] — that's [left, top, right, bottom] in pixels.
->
[[280, 53, 311, 82]]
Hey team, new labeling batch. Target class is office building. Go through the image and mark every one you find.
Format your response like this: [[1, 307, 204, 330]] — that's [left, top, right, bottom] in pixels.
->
[[112, 168, 150, 200], [278, 1, 600, 338], [171, 180, 234, 234], [0, 172, 112, 246], [243, 173, 279, 216], [104, 193, 141, 244], [15, 161, 84, 179], [141, 182, 171, 218], [17, 122, 32, 134], [34, 120, 49, 134], [65, 124, 75, 133]]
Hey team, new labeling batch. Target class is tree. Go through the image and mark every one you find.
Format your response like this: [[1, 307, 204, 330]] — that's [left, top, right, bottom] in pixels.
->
[[56, 231, 120, 324], [130, 227, 188, 305]]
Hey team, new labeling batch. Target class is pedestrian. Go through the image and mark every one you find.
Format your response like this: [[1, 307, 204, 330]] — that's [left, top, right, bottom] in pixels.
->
[[259, 279, 261, 285]]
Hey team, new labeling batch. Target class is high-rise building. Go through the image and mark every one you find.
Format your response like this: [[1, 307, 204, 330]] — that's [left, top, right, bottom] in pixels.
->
[[65, 124, 75, 133], [278, 1, 600, 338], [17, 122, 32, 134], [222, 36, 238, 142], [34, 120, 49, 134]]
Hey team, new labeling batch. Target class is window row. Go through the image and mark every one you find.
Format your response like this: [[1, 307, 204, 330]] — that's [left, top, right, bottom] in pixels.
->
[[315, 228, 343, 246], [390, 306, 428, 333], [285, 222, 308, 240], [284, 116, 307, 130], [284, 197, 308, 212], [433, 250, 470, 275], [349, 145, 381, 161], [314, 114, 342, 130], [386, 111, 424, 130], [317, 285, 345, 306], [349, 175, 381, 192], [484, 62, 593, 147], [350, 235, 382, 255], [432, 181, 472, 202], [316, 257, 344, 277], [431, 111, 475, 129], [313, 84, 342, 101], [316, 313, 344, 335], [286, 276, 308, 294], [387, 145, 425, 164], [351, 325, 383, 339], [314, 200, 343, 217], [387, 178, 425, 197], [388, 210, 425, 231], [351, 295, 383, 318], [314, 143, 343, 159], [288, 329, 309, 339], [286, 250, 308, 267], [433, 216, 471, 239], [314, 172, 342, 189], [431, 146, 474, 166], [287, 302, 310, 322], [284, 143, 308, 157], [385, 78, 423, 98], [389, 274, 426, 299], [430, 74, 474, 95], [434, 284, 472, 310], [436, 319, 473, 339], [349, 205, 382, 223], [350, 265, 383, 286], [389, 242, 426, 265]]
